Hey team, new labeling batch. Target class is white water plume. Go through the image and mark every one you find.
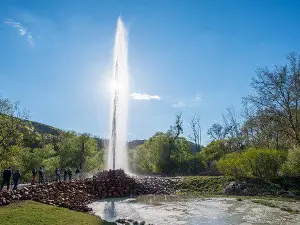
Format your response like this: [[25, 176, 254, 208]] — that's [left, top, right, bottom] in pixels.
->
[[107, 17, 129, 171]]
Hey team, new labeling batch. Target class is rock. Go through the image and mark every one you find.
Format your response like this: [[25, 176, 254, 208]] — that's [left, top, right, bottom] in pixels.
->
[[223, 181, 246, 195], [116, 218, 126, 224]]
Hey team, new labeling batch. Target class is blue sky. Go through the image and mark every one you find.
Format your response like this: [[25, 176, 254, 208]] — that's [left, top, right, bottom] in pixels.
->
[[1, 0, 300, 145]]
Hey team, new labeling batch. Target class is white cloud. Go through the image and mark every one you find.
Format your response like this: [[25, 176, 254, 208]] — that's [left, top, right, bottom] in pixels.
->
[[195, 93, 202, 101], [172, 101, 186, 108], [4, 19, 34, 45], [130, 92, 161, 101], [172, 93, 202, 108]]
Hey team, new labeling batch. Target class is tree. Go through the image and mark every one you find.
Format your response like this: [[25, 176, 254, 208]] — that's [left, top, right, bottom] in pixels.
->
[[207, 121, 232, 141], [0, 96, 29, 163], [188, 114, 201, 152], [168, 113, 183, 141], [165, 113, 183, 172], [167, 113, 183, 153], [244, 52, 300, 145]]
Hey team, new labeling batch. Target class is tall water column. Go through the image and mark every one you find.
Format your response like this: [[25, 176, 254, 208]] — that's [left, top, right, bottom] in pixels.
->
[[107, 17, 129, 171]]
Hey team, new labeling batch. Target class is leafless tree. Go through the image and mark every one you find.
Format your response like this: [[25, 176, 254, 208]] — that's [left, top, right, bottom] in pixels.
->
[[188, 114, 201, 152], [243, 52, 300, 145]]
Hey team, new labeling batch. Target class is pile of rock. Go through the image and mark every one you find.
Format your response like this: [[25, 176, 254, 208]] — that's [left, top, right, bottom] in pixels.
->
[[86, 169, 143, 198], [137, 176, 176, 195], [0, 169, 178, 212], [0, 181, 93, 212]]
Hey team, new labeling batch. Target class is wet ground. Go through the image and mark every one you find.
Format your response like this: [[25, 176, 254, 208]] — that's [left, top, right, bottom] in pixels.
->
[[89, 195, 300, 225]]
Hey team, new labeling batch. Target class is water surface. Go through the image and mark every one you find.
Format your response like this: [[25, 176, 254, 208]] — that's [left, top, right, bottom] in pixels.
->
[[89, 195, 300, 225]]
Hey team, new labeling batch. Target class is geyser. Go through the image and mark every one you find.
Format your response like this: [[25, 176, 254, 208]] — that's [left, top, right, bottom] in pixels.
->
[[107, 17, 129, 171]]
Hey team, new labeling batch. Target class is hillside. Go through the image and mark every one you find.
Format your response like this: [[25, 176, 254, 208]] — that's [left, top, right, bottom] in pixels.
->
[[29, 120, 62, 136], [27, 119, 201, 153]]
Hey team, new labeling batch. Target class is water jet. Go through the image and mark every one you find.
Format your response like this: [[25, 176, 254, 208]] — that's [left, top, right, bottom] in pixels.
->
[[107, 17, 129, 171]]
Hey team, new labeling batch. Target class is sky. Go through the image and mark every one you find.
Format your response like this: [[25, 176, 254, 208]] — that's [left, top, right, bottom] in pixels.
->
[[1, 0, 300, 145]]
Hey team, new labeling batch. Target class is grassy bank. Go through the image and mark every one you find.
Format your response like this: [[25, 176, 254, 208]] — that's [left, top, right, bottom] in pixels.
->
[[175, 175, 300, 198], [0, 201, 115, 225], [176, 176, 233, 195], [252, 199, 300, 214]]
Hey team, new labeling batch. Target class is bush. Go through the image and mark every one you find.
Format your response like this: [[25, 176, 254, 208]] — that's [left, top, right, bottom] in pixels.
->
[[244, 148, 287, 179], [216, 152, 245, 179], [281, 147, 300, 176], [217, 148, 287, 180]]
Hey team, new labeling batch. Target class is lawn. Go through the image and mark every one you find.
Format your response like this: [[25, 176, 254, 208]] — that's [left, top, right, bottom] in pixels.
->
[[0, 201, 116, 225]]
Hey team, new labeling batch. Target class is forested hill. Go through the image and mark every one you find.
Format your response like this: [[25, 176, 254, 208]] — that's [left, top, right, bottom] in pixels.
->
[[27, 119, 147, 150], [29, 121, 62, 136], [28, 120, 200, 153]]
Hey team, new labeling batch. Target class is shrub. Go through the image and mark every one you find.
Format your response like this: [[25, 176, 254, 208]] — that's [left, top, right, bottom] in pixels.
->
[[217, 148, 287, 180], [243, 148, 287, 180], [281, 147, 300, 176], [216, 152, 246, 178]]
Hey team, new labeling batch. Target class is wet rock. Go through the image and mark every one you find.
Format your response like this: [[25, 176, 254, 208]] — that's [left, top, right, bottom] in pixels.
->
[[115, 218, 126, 224], [223, 181, 246, 195]]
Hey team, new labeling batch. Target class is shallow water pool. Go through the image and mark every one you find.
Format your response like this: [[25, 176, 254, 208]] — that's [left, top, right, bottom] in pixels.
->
[[89, 195, 300, 225]]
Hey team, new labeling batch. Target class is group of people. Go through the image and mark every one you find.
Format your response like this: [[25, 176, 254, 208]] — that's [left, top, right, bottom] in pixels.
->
[[0, 167, 21, 191], [31, 167, 46, 185], [55, 167, 81, 182], [0, 166, 82, 191]]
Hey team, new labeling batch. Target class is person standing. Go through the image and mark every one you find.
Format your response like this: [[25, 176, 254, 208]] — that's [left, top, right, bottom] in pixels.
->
[[75, 168, 80, 180], [1, 167, 12, 191], [55, 168, 61, 182], [12, 169, 21, 190], [67, 168, 72, 181], [63, 168, 68, 181], [38, 167, 45, 184], [31, 168, 37, 185]]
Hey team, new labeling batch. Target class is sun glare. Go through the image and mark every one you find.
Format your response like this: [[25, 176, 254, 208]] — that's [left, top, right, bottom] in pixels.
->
[[110, 80, 123, 91]]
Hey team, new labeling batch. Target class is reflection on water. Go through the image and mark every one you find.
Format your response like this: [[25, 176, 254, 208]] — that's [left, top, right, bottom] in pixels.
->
[[103, 201, 116, 221], [88, 196, 300, 225]]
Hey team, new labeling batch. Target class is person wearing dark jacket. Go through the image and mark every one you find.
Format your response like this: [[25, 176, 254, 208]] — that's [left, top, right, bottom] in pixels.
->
[[63, 168, 68, 181], [67, 168, 72, 181], [1, 167, 12, 191], [75, 168, 80, 180], [38, 167, 45, 184], [13, 169, 21, 190], [55, 168, 61, 182], [31, 168, 37, 185]]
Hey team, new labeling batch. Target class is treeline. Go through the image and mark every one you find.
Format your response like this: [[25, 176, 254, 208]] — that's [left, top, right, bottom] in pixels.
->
[[128, 114, 205, 175], [129, 52, 300, 179], [1, 52, 300, 181], [0, 97, 105, 182], [205, 52, 300, 179]]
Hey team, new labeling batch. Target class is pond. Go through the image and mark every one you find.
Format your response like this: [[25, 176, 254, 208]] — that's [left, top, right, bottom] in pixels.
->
[[88, 195, 300, 225]]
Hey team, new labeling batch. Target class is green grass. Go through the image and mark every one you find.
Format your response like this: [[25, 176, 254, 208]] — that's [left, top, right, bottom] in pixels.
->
[[252, 199, 277, 208], [176, 176, 232, 195], [252, 199, 299, 214], [280, 206, 300, 214], [0, 201, 116, 225]]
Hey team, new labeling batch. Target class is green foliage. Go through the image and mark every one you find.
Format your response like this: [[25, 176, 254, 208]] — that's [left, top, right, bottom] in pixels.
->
[[129, 132, 205, 175], [217, 148, 287, 180], [200, 140, 224, 163], [281, 147, 300, 176], [216, 152, 245, 178], [0, 95, 105, 182], [244, 148, 287, 179]]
